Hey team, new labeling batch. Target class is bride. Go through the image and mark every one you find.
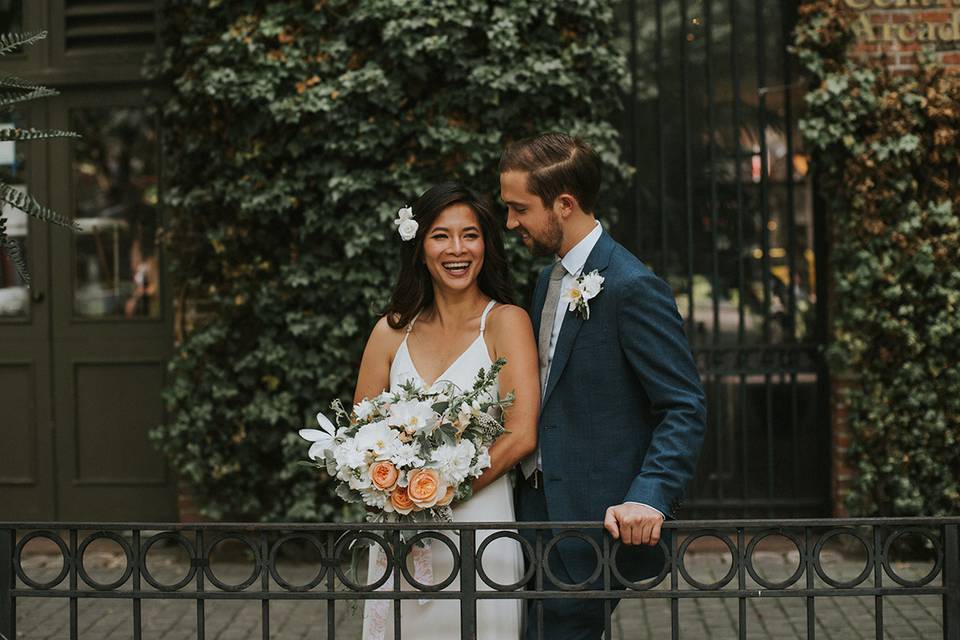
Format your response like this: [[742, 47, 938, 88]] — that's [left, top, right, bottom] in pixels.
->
[[355, 182, 540, 639]]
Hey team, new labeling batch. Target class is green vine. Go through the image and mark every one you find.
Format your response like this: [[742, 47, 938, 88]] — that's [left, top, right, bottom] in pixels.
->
[[795, 3, 960, 515], [151, 1, 630, 521]]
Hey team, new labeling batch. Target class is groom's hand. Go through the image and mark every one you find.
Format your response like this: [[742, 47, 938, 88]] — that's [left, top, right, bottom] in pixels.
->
[[604, 503, 665, 546]]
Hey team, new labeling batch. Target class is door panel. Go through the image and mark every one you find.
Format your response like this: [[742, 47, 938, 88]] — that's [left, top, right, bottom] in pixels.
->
[[0, 363, 39, 481], [73, 360, 167, 484]]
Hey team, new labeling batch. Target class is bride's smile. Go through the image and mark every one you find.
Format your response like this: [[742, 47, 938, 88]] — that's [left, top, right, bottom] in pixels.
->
[[422, 203, 485, 290]]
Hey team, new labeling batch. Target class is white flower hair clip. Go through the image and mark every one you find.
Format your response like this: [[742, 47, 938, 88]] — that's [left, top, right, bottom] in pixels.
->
[[394, 206, 418, 241]]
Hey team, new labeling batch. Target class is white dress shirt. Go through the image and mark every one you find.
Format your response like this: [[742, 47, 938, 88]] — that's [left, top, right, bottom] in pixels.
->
[[537, 221, 664, 519]]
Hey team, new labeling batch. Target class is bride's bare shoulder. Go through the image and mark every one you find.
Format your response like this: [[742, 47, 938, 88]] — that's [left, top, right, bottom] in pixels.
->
[[366, 315, 407, 356], [487, 304, 534, 338]]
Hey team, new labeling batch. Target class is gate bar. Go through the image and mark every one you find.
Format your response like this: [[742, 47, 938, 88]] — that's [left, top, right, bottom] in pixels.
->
[[0, 529, 13, 640], [945, 524, 959, 640]]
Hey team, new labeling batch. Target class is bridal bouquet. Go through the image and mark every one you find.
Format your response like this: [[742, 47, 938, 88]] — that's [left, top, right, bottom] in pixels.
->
[[299, 359, 511, 523]]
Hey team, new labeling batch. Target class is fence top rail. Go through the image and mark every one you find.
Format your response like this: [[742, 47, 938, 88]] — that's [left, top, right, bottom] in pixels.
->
[[2, 517, 959, 531]]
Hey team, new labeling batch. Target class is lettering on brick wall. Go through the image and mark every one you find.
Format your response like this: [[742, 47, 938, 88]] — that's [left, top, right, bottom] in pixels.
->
[[844, 0, 960, 43]]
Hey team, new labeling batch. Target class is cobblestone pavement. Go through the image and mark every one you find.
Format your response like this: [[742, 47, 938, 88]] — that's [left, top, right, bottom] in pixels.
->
[[12, 537, 943, 639]]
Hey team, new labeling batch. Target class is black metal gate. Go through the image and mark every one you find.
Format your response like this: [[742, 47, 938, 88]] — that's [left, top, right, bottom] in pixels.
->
[[619, 0, 830, 518]]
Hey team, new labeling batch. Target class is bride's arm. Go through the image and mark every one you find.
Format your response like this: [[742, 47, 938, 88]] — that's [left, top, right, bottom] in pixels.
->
[[472, 305, 540, 492], [353, 316, 399, 403]]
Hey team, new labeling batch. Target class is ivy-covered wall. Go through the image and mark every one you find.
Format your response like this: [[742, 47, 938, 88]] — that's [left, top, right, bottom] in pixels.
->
[[151, 1, 630, 521], [795, 3, 960, 517]]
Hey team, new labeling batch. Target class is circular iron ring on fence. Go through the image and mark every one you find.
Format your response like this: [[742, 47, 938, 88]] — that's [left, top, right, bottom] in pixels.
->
[[476, 531, 535, 591], [140, 531, 197, 591], [609, 539, 671, 591], [400, 532, 460, 592], [203, 533, 261, 591], [542, 530, 603, 591], [744, 529, 806, 590], [334, 532, 394, 592], [812, 528, 873, 589], [881, 527, 942, 588], [76, 531, 134, 590], [677, 530, 739, 591], [268, 533, 327, 591], [14, 530, 70, 590]]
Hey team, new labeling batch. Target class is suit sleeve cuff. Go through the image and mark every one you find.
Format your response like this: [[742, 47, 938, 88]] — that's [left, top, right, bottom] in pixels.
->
[[624, 501, 665, 520]]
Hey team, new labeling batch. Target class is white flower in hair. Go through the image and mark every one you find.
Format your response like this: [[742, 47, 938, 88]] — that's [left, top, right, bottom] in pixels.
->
[[394, 205, 418, 241]]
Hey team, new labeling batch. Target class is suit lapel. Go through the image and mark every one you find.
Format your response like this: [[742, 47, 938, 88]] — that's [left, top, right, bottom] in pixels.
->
[[541, 232, 615, 407]]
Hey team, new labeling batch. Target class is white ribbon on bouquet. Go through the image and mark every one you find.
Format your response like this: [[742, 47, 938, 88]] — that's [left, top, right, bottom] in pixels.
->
[[363, 540, 435, 640]]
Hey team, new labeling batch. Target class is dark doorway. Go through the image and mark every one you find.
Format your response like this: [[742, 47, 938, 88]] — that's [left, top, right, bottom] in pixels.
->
[[0, 90, 175, 520], [618, 0, 830, 518]]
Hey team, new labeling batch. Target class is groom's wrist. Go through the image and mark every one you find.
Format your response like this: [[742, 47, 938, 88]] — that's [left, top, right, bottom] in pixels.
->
[[623, 501, 665, 520]]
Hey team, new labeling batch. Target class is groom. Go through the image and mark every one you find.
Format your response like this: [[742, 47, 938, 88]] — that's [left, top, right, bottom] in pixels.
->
[[501, 133, 707, 640]]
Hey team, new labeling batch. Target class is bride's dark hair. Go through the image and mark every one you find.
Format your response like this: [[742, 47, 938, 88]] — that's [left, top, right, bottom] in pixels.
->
[[385, 182, 514, 330]]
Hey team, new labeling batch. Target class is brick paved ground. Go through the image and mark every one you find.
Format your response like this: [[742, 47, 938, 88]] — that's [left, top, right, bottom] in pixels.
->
[[11, 536, 943, 639]]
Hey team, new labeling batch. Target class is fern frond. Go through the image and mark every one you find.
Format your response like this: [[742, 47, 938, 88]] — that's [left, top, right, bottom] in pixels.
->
[[0, 87, 58, 108], [0, 31, 48, 57], [0, 74, 44, 91], [2, 235, 30, 286], [0, 127, 81, 142], [0, 183, 80, 231], [0, 213, 30, 286]]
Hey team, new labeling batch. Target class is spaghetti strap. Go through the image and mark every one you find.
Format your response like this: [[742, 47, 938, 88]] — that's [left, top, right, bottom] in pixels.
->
[[479, 300, 496, 334], [405, 312, 421, 335]]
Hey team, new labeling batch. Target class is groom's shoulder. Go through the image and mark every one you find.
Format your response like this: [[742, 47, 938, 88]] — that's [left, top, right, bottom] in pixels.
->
[[603, 239, 680, 303], [606, 238, 658, 282]]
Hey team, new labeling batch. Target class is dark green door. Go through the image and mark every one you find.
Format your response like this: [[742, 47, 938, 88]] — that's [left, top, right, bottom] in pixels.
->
[[46, 89, 175, 521], [0, 90, 175, 521], [0, 103, 56, 521]]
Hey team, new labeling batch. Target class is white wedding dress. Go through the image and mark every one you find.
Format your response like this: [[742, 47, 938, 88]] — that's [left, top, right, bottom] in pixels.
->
[[361, 300, 523, 640]]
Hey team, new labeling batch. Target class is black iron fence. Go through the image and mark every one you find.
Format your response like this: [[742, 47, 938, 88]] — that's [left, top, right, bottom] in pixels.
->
[[2, 518, 958, 639]]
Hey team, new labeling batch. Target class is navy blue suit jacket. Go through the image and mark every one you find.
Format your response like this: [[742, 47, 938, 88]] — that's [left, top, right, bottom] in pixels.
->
[[527, 231, 706, 582]]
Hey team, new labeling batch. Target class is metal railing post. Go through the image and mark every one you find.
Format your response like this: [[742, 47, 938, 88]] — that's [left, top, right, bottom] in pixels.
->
[[459, 527, 477, 640], [0, 528, 13, 640], [945, 524, 959, 640]]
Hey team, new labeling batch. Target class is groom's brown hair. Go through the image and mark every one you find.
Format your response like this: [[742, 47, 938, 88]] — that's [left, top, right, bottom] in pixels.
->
[[499, 132, 601, 213]]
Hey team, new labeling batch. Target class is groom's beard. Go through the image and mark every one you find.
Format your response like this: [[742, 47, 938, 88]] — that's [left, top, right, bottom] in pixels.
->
[[526, 215, 563, 258]]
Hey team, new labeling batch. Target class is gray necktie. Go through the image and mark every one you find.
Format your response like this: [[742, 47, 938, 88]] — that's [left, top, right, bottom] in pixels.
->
[[522, 261, 566, 480], [538, 261, 566, 392]]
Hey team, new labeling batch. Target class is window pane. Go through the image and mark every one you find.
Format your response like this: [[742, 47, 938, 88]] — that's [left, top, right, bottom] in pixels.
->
[[72, 107, 160, 319], [0, 109, 29, 318], [0, 1, 23, 34]]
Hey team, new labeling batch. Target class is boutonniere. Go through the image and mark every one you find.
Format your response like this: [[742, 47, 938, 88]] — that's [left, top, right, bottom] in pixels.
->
[[561, 270, 605, 320]]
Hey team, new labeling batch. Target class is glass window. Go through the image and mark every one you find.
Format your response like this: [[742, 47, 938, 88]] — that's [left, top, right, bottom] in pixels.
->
[[0, 1, 23, 34], [72, 107, 160, 319], [0, 108, 29, 318]]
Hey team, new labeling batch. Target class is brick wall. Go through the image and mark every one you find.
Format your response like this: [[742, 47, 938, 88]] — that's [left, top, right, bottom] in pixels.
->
[[843, 1, 960, 72], [831, 377, 855, 517]]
